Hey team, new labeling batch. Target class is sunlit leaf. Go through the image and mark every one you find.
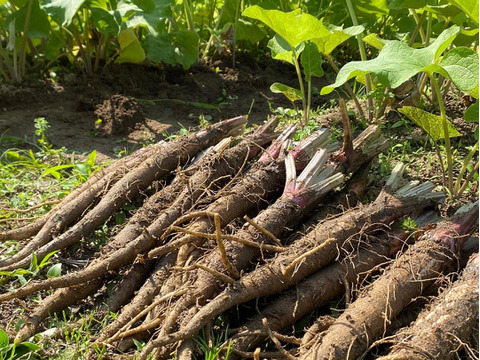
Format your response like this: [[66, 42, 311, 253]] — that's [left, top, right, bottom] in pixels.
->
[[242, 6, 330, 49], [116, 28, 146, 64], [270, 82, 302, 102], [40, 0, 85, 26], [321, 26, 461, 95], [446, 0, 479, 24], [363, 33, 386, 50], [316, 25, 364, 55], [47, 263, 62, 278], [438, 47, 479, 93], [399, 106, 462, 141], [41, 164, 74, 179]]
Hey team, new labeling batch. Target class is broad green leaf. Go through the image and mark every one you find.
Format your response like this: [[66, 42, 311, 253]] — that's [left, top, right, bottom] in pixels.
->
[[464, 102, 479, 123], [0, 329, 8, 349], [8, 0, 50, 38], [438, 47, 479, 93], [447, 0, 479, 24], [90, 7, 120, 35], [116, 28, 146, 64], [301, 42, 323, 82], [123, 0, 172, 36], [267, 35, 304, 64], [399, 106, 461, 141], [354, 0, 389, 19], [47, 263, 62, 278], [143, 30, 199, 69], [270, 82, 302, 102], [242, 6, 331, 49], [363, 33, 386, 50], [321, 26, 460, 95], [387, 0, 430, 9], [313, 25, 364, 55], [39, 0, 85, 26], [236, 18, 265, 44]]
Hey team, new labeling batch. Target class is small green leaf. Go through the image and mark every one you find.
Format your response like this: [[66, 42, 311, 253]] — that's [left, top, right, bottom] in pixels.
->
[[17, 275, 27, 286], [464, 102, 479, 123], [399, 106, 462, 141], [115, 211, 126, 224], [0, 329, 9, 349], [86, 150, 97, 167], [267, 35, 304, 64], [29, 252, 38, 273], [301, 42, 323, 82], [39, 250, 59, 268], [41, 164, 74, 179], [47, 263, 62, 278], [270, 83, 302, 102]]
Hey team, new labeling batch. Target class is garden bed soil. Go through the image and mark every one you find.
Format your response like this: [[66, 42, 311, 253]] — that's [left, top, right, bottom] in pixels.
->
[[0, 56, 331, 161]]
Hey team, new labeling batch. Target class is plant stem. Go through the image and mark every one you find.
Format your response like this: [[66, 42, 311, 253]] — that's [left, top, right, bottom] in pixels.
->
[[18, 0, 33, 83], [307, 80, 312, 123], [324, 53, 365, 120], [408, 10, 427, 47], [292, 52, 308, 127], [184, 0, 195, 32], [232, 0, 242, 67], [457, 161, 479, 197], [409, 9, 426, 44], [454, 140, 479, 195], [345, 0, 373, 121], [428, 72, 454, 195]]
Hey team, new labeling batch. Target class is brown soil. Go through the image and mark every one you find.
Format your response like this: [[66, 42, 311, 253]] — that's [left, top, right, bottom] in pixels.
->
[[0, 55, 331, 162]]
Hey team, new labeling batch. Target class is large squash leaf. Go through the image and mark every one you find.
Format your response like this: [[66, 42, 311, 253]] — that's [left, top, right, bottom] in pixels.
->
[[40, 0, 85, 26], [242, 6, 330, 49], [321, 26, 461, 95], [447, 0, 479, 24]]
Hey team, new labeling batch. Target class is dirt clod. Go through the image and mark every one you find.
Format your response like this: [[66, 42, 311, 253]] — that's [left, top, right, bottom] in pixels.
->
[[94, 94, 146, 135]]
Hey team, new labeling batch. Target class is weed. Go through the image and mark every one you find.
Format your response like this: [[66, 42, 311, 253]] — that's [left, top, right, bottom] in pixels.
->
[[193, 327, 232, 360]]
